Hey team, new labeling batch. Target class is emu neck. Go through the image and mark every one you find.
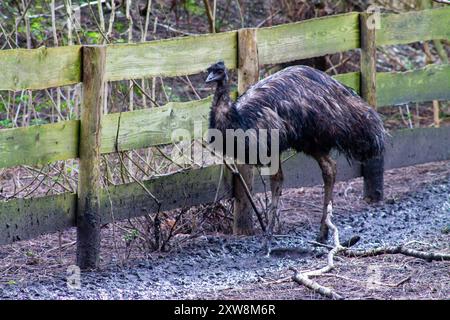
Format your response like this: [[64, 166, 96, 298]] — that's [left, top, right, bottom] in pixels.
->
[[210, 81, 239, 131], [213, 81, 232, 110]]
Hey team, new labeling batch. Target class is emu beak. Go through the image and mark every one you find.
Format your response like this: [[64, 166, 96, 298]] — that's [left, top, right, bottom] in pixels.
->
[[205, 72, 219, 83]]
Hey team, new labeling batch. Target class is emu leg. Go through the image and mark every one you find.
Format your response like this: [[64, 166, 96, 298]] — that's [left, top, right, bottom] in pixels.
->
[[315, 155, 337, 243], [264, 162, 284, 250]]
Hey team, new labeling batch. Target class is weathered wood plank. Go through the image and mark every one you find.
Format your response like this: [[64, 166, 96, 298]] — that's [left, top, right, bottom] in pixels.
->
[[333, 72, 360, 92], [0, 193, 76, 245], [0, 8, 448, 91], [0, 120, 79, 169], [0, 166, 234, 246], [105, 31, 238, 81], [377, 64, 450, 107], [257, 12, 360, 65], [256, 7, 450, 65], [101, 97, 212, 153], [0, 46, 82, 91], [76, 46, 106, 269], [100, 165, 234, 224], [378, 7, 450, 46], [333, 64, 450, 107]]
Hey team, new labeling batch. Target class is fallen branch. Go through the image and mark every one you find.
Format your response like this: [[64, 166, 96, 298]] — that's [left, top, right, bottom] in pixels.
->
[[290, 202, 344, 300], [290, 269, 343, 300], [289, 202, 449, 299], [341, 245, 450, 261]]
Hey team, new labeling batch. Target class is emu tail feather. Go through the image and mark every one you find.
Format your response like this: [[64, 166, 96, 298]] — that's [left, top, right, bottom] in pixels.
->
[[337, 107, 387, 162]]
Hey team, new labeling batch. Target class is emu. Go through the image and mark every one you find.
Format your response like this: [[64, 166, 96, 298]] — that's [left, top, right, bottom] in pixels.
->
[[205, 61, 386, 243]]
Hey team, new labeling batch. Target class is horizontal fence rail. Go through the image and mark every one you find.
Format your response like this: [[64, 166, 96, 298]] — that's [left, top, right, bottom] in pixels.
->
[[377, 7, 450, 46], [0, 46, 82, 91], [101, 96, 213, 153], [0, 120, 79, 169], [376, 64, 450, 106], [257, 12, 360, 64], [0, 7, 449, 91], [0, 193, 76, 244], [106, 31, 238, 81], [334, 64, 450, 106], [1, 126, 450, 245]]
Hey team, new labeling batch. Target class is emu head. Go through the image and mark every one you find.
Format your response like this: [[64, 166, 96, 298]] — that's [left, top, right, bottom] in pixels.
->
[[205, 61, 228, 84]]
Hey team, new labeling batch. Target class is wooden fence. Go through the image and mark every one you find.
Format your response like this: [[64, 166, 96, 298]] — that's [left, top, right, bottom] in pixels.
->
[[1, 8, 450, 267]]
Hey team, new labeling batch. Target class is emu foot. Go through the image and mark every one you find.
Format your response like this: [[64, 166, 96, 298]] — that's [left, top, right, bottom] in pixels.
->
[[315, 234, 327, 244], [341, 235, 361, 248], [316, 226, 329, 244]]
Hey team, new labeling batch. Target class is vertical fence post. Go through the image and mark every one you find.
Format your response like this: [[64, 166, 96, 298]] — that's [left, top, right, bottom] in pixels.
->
[[76, 46, 106, 269], [233, 28, 259, 235], [360, 12, 384, 203], [418, 0, 446, 129]]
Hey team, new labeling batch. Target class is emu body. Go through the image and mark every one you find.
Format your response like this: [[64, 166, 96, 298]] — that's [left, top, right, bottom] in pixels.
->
[[206, 62, 386, 242]]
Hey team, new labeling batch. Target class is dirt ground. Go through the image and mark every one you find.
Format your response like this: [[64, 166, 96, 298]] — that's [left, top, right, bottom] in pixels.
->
[[0, 160, 449, 300]]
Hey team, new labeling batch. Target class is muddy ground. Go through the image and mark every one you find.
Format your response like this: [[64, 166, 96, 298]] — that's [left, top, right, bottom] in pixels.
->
[[0, 161, 449, 300]]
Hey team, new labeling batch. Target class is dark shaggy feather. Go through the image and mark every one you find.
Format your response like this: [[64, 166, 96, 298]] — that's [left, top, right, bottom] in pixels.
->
[[209, 65, 386, 163]]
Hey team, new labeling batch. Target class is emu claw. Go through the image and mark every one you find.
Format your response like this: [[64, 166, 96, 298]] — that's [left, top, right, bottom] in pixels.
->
[[341, 235, 361, 248], [315, 233, 328, 244]]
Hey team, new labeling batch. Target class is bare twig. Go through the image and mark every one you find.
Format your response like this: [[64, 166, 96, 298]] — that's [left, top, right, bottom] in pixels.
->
[[202, 0, 216, 33], [256, 9, 281, 28], [290, 202, 344, 299], [290, 267, 343, 299], [342, 245, 450, 261]]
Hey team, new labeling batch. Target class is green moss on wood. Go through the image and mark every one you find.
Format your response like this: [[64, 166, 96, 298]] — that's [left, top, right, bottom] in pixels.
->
[[0, 193, 76, 245], [105, 31, 238, 81], [101, 96, 213, 153], [333, 64, 450, 107], [0, 46, 82, 91], [257, 12, 360, 65], [378, 7, 450, 46], [0, 120, 79, 169], [377, 64, 450, 106]]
